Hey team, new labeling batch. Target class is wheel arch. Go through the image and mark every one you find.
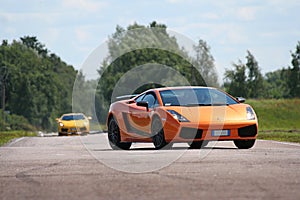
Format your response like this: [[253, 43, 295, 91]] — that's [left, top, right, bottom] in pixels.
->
[[151, 113, 161, 123], [107, 112, 115, 127]]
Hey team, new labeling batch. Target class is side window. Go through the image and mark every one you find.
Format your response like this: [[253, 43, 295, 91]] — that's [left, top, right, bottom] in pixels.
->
[[154, 98, 159, 107], [135, 94, 145, 103], [142, 93, 156, 109]]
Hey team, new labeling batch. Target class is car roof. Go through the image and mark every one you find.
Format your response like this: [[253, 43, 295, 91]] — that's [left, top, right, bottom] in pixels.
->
[[144, 86, 215, 93], [62, 113, 85, 116], [115, 86, 218, 102]]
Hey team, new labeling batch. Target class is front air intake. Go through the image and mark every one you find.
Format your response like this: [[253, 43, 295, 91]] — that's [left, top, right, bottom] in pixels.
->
[[238, 125, 257, 137], [180, 127, 203, 139]]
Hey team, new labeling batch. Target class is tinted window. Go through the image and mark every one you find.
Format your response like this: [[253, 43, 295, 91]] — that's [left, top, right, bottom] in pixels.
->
[[62, 114, 85, 121], [135, 94, 145, 103], [160, 88, 238, 106], [142, 93, 156, 108]]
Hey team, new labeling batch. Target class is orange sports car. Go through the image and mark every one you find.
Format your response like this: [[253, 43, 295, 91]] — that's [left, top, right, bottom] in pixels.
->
[[107, 86, 258, 150]]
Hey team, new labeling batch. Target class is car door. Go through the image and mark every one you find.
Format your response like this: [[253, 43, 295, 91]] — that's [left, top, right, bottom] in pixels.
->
[[128, 92, 157, 135]]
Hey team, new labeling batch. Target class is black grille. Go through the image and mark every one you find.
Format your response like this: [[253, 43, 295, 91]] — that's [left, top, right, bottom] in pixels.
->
[[238, 125, 257, 137], [180, 127, 203, 139], [61, 128, 68, 132]]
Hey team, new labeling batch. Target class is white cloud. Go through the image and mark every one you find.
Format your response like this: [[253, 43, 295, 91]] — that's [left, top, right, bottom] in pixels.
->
[[166, 0, 192, 4], [201, 12, 220, 20], [42, 28, 60, 44], [0, 12, 60, 24], [265, 0, 300, 9], [75, 28, 91, 44], [165, 0, 180, 3], [237, 6, 260, 21], [172, 21, 249, 45], [62, 0, 107, 13]]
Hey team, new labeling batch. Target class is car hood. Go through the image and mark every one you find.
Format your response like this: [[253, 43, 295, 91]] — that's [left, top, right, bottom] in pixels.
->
[[60, 120, 88, 127], [165, 104, 254, 123]]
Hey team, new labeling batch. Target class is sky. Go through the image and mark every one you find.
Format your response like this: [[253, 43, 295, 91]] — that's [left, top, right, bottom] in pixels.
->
[[1, 0, 300, 82]]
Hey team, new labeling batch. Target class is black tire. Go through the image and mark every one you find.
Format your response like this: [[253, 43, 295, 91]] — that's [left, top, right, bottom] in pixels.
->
[[58, 132, 63, 136], [188, 141, 204, 149], [108, 117, 131, 150], [203, 140, 209, 147], [151, 118, 169, 149], [234, 139, 256, 149]]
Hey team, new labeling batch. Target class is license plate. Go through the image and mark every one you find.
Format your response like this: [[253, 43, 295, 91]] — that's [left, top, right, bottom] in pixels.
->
[[212, 130, 230, 137], [70, 128, 77, 132]]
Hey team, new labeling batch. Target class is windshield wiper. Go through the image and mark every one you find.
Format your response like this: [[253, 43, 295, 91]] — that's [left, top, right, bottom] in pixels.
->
[[184, 103, 229, 107], [211, 103, 229, 106], [185, 103, 212, 107]]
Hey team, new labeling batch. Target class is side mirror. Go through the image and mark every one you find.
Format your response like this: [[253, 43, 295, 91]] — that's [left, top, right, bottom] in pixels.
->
[[137, 101, 149, 111], [55, 118, 60, 121], [236, 97, 246, 103]]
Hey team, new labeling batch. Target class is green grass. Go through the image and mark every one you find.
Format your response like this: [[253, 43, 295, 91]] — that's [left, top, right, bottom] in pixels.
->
[[90, 122, 107, 132], [0, 131, 36, 146], [246, 99, 300, 143], [257, 131, 300, 143]]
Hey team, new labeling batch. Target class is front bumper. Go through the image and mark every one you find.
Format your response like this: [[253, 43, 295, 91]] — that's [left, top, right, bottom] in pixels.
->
[[165, 121, 258, 142], [58, 126, 89, 134]]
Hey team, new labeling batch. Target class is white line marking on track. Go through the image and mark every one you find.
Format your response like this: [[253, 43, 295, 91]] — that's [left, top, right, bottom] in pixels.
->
[[270, 140, 300, 147], [7, 137, 26, 147]]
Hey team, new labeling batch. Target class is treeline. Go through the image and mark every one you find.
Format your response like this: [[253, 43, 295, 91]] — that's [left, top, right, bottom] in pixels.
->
[[0, 22, 299, 130], [0, 36, 76, 131], [95, 21, 218, 123], [224, 42, 300, 99]]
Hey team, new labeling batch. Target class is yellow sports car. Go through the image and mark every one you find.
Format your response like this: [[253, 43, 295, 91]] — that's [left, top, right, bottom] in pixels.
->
[[56, 113, 91, 136]]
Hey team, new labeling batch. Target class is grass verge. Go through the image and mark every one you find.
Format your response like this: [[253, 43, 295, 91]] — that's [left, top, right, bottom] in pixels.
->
[[90, 122, 107, 132], [0, 131, 36, 146], [246, 99, 300, 131], [246, 99, 300, 143], [258, 131, 300, 143]]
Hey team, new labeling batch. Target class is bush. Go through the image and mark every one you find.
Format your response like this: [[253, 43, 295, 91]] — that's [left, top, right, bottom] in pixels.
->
[[0, 110, 36, 131]]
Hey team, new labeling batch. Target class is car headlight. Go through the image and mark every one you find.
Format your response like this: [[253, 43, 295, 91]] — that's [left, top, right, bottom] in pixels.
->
[[59, 122, 64, 127], [246, 106, 255, 120], [167, 110, 190, 122]]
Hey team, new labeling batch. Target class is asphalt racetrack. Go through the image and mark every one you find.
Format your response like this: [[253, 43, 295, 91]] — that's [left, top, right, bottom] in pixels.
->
[[0, 133, 299, 200]]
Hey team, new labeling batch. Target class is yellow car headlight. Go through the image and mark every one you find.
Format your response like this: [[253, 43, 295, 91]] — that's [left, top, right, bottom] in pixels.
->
[[59, 122, 64, 127]]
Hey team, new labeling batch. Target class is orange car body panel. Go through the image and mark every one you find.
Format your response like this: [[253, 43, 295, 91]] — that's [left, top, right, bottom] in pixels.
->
[[107, 87, 258, 143]]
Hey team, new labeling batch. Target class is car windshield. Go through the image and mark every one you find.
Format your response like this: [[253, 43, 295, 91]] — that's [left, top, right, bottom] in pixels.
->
[[160, 88, 238, 106], [62, 114, 85, 121]]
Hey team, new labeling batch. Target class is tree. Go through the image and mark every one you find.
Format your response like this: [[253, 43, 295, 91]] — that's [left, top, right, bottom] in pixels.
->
[[245, 51, 264, 98], [224, 51, 264, 98], [264, 69, 290, 98], [72, 71, 98, 117], [20, 36, 49, 56], [224, 61, 247, 97], [96, 21, 207, 123], [192, 40, 219, 87], [0, 37, 77, 130], [288, 41, 300, 97]]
